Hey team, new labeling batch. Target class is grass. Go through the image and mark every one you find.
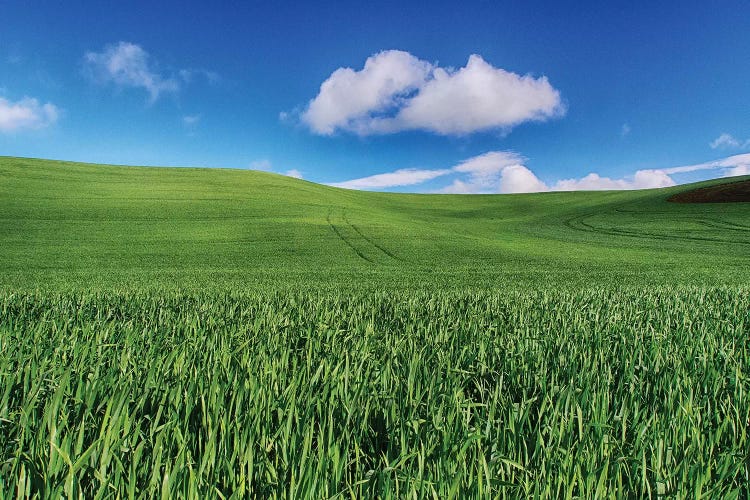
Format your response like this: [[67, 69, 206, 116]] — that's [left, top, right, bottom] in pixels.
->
[[1, 289, 748, 497], [0, 157, 749, 497], [1, 156, 749, 290]]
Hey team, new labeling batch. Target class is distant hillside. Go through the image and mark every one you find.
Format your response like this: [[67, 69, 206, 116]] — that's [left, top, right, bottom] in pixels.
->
[[1, 156, 748, 290]]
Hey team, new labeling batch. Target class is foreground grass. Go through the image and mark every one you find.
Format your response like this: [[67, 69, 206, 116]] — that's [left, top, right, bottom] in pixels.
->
[[1, 288, 748, 497]]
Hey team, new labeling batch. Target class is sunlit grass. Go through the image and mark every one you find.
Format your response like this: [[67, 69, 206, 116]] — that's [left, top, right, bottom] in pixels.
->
[[1, 158, 749, 496], [1, 156, 749, 290], [1, 288, 747, 497]]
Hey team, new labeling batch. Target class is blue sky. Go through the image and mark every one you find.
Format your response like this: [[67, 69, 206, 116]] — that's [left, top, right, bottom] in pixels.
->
[[1, 1, 749, 193]]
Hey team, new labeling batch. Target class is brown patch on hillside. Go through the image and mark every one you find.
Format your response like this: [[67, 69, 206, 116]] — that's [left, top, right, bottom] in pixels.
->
[[668, 179, 750, 203]]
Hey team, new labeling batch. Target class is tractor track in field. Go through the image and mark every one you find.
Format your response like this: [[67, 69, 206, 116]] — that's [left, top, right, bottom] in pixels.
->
[[563, 211, 750, 246], [612, 208, 750, 231], [697, 219, 750, 232], [326, 209, 373, 263], [326, 208, 402, 264], [342, 210, 402, 261]]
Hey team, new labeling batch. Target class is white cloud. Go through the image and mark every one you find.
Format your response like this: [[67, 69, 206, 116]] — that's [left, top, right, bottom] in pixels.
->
[[391, 55, 563, 135], [332, 151, 545, 194], [554, 173, 628, 191], [452, 151, 523, 177], [178, 69, 220, 85], [444, 151, 546, 194], [662, 153, 750, 174], [330, 152, 750, 194], [621, 123, 631, 137], [500, 165, 550, 193], [440, 164, 548, 194], [84, 42, 180, 101], [0, 96, 59, 132], [331, 168, 451, 189], [182, 114, 200, 126], [630, 169, 677, 188], [301, 50, 431, 135], [284, 169, 303, 179], [249, 159, 303, 179], [298, 50, 563, 136], [710, 133, 739, 149], [249, 159, 273, 171], [551, 153, 750, 191], [437, 179, 472, 194], [709, 133, 745, 150], [724, 165, 749, 177], [553, 169, 675, 191]]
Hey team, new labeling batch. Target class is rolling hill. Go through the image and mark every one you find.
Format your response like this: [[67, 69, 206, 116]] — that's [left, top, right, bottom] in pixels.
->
[[2, 156, 749, 497], [1, 156, 748, 290]]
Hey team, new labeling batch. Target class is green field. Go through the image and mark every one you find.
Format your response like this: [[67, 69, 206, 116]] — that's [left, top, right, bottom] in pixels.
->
[[1, 157, 748, 497], [1, 156, 749, 290]]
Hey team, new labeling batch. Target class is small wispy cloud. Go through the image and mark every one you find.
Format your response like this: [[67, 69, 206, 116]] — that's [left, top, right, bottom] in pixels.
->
[[249, 159, 303, 179], [7, 53, 22, 65], [620, 123, 631, 138], [83, 42, 218, 103], [182, 114, 200, 126], [84, 42, 179, 102], [182, 114, 201, 136], [662, 153, 750, 176], [178, 69, 221, 85], [663, 153, 750, 175], [709, 133, 749, 150], [330, 168, 451, 189], [249, 159, 273, 171], [0, 96, 59, 132]]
